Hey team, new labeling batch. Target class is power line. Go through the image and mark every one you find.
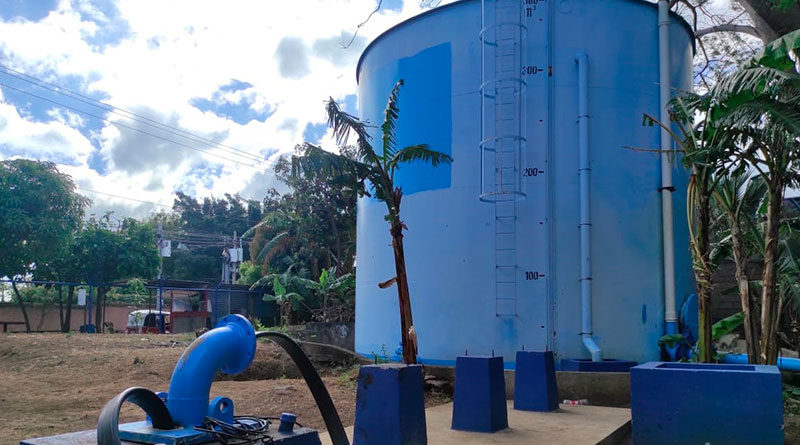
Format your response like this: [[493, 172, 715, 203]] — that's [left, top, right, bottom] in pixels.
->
[[77, 187, 264, 225], [0, 64, 271, 164], [0, 80, 263, 168], [78, 187, 172, 208]]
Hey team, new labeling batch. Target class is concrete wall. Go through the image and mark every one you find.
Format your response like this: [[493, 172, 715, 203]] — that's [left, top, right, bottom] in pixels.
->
[[424, 365, 631, 408], [0, 303, 145, 332], [286, 322, 355, 350]]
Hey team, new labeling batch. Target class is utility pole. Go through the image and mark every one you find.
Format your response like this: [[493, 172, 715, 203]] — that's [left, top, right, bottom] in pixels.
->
[[220, 231, 243, 316], [156, 223, 171, 333], [157, 223, 163, 333]]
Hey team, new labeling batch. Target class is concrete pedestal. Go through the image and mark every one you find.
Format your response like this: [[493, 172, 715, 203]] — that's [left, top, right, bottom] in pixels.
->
[[353, 364, 426, 445], [514, 351, 558, 412], [451, 356, 508, 432]]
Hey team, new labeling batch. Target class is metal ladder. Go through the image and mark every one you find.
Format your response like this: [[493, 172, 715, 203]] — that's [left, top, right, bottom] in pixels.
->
[[480, 0, 526, 317]]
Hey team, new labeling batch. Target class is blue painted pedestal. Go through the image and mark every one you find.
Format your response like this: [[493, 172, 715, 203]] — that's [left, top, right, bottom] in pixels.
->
[[514, 351, 559, 412], [631, 361, 783, 445], [451, 356, 508, 432], [353, 364, 426, 445]]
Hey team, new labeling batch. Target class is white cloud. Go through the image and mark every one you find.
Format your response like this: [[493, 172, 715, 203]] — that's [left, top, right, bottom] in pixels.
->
[[0, 0, 450, 217]]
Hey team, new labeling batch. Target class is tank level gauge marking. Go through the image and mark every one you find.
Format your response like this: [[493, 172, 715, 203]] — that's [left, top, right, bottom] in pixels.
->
[[523, 167, 544, 177], [523, 0, 545, 16], [521, 66, 545, 75], [525, 271, 546, 281]]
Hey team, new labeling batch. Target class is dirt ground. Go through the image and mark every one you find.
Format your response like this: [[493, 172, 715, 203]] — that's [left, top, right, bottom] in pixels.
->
[[0, 332, 450, 445]]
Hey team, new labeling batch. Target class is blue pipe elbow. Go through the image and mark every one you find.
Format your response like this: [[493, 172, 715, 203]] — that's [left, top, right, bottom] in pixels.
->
[[166, 314, 256, 426], [582, 334, 602, 362]]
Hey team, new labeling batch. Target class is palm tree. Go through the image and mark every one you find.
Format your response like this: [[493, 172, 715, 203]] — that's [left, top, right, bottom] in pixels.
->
[[292, 79, 453, 364], [705, 29, 800, 363]]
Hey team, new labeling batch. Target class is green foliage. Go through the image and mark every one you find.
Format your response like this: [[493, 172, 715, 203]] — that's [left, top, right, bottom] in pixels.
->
[[768, 0, 795, 11], [73, 215, 158, 285], [237, 261, 265, 286], [712, 312, 745, 340], [371, 344, 391, 364], [291, 79, 451, 364], [784, 384, 800, 415], [106, 278, 150, 305], [335, 365, 360, 389], [161, 192, 264, 282], [657, 333, 686, 349], [246, 145, 359, 283], [291, 79, 453, 225], [657, 314, 744, 360], [0, 159, 87, 279]]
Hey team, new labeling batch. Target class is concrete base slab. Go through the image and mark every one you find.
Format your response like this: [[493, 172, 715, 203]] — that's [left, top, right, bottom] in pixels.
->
[[322, 401, 631, 445]]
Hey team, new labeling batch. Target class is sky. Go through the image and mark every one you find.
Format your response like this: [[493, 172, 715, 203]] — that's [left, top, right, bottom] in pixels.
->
[[0, 0, 452, 218]]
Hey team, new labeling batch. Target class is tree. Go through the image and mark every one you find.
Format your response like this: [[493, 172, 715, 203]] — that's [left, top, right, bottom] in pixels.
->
[[237, 261, 266, 287], [668, 0, 799, 90], [0, 159, 86, 332], [642, 91, 731, 362], [291, 79, 453, 364], [712, 173, 767, 362], [246, 145, 359, 280], [647, 30, 800, 364], [165, 193, 263, 282], [73, 215, 159, 331], [736, 0, 800, 43], [33, 241, 83, 332]]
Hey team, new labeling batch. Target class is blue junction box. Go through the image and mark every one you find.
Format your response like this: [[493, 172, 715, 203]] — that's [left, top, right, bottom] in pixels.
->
[[514, 351, 559, 412], [631, 361, 784, 445], [451, 356, 508, 432], [354, 363, 427, 445], [561, 358, 637, 372]]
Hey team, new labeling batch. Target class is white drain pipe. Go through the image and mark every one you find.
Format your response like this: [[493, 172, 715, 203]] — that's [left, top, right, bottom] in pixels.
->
[[576, 53, 602, 362], [658, 0, 678, 338]]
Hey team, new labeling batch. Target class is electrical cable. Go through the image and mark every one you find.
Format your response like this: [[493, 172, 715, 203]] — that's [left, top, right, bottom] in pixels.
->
[[0, 64, 271, 164], [193, 416, 274, 444], [77, 188, 262, 227], [0, 80, 261, 168]]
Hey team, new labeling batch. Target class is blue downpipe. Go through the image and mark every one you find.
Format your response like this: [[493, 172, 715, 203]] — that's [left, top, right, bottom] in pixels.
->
[[723, 353, 800, 372], [166, 314, 256, 426], [576, 53, 601, 362]]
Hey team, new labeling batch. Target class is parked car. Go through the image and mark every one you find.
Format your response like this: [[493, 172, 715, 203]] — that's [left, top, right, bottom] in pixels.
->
[[126, 310, 171, 334]]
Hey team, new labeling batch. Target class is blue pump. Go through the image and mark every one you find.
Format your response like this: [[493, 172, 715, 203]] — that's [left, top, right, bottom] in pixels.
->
[[91, 314, 333, 445], [166, 314, 256, 426]]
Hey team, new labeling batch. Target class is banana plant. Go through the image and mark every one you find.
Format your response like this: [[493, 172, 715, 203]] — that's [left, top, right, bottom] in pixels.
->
[[712, 173, 767, 362], [291, 79, 453, 363], [704, 29, 800, 363], [252, 263, 310, 327], [305, 267, 355, 323]]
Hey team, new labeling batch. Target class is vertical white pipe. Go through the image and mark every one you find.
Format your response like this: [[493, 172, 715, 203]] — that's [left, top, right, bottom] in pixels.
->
[[576, 53, 602, 362], [658, 1, 678, 334]]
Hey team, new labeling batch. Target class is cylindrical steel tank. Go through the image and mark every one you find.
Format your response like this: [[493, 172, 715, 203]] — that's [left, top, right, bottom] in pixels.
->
[[355, 0, 695, 366]]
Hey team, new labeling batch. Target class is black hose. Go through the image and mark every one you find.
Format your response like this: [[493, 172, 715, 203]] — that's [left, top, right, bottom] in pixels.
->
[[255, 331, 350, 445], [96, 333, 349, 445], [97, 387, 173, 445]]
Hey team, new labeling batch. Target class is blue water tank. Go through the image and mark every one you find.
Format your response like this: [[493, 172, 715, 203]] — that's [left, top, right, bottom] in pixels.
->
[[354, 0, 695, 366]]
